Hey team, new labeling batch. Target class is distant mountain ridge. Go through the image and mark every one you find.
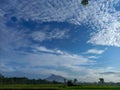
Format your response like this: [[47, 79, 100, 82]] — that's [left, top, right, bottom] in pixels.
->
[[45, 74, 66, 83]]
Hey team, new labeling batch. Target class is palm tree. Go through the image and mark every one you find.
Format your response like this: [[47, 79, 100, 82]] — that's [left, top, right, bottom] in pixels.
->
[[73, 78, 77, 85], [99, 78, 104, 84]]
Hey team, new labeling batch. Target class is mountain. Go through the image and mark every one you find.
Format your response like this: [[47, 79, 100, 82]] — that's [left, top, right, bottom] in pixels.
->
[[45, 74, 66, 83]]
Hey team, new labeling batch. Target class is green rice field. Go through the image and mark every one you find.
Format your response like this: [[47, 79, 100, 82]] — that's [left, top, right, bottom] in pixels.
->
[[0, 84, 120, 90]]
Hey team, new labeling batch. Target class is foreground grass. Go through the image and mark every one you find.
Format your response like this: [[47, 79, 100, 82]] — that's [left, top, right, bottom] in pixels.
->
[[0, 84, 120, 90], [66, 85, 120, 90], [0, 84, 62, 89]]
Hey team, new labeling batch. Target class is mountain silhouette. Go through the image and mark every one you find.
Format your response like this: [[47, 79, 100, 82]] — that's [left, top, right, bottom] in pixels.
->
[[45, 74, 66, 83]]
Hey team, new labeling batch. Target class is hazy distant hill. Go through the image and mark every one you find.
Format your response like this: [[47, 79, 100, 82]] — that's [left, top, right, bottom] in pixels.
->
[[45, 74, 66, 83]]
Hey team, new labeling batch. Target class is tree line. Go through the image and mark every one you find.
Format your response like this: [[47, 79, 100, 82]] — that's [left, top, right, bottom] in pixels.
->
[[0, 74, 77, 85], [0, 74, 56, 84]]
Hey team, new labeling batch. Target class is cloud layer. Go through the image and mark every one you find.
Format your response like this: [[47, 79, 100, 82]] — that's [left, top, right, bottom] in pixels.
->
[[1, 0, 120, 47], [1, 0, 120, 82]]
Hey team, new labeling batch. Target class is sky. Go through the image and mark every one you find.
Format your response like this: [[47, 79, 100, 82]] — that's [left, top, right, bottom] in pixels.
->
[[0, 0, 120, 82]]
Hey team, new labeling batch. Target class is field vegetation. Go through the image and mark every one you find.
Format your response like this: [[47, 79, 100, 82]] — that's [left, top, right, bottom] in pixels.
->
[[1, 84, 120, 90]]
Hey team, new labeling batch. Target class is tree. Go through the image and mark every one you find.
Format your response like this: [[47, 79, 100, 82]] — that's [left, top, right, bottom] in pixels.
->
[[0, 74, 4, 78], [64, 78, 67, 87], [99, 78, 104, 84], [52, 80, 58, 84], [67, 80, 73, 86], [73, 78, 77, 85], [81, 0, 88, 5], [0, 74, 4, 84]]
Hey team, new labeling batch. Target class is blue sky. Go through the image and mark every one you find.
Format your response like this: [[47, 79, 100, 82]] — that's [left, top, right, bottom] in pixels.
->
[[1, 0, 120, 82]]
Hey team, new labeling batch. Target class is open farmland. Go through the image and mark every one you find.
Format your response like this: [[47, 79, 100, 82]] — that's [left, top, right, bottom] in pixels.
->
[[1, 84, 120, 90]]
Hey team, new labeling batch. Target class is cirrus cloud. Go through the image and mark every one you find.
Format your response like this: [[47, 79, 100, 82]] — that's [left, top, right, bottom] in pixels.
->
[[1, 0, 120, 47], [85, 48, 106, 54]]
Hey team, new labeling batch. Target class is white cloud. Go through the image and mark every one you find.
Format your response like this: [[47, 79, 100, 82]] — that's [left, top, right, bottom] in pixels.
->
[[0, 49, 119, 82], [88, 21, 120, 47], [34, 46, 64, 54], [1, 0, 120, 47], [85, 49, 105, 54], [0, 63, 14, 72], [0, 49, 97, 81], [25, 52, 94, 67], [88, 56, 98, 59], [48, 29, 69, 39], [86, 0, 120, 47], [1, 49, 120, 82], [31, 29, 69, 42], [32, 31, 46, 41], [35, 46, 54, 53], [91, 67, 120, 82], [69, 66, 120, 82], [0, 27, 29, 53]]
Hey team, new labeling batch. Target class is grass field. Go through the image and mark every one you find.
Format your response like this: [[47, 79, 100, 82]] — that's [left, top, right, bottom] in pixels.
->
[[0, 84, 120, 90]]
